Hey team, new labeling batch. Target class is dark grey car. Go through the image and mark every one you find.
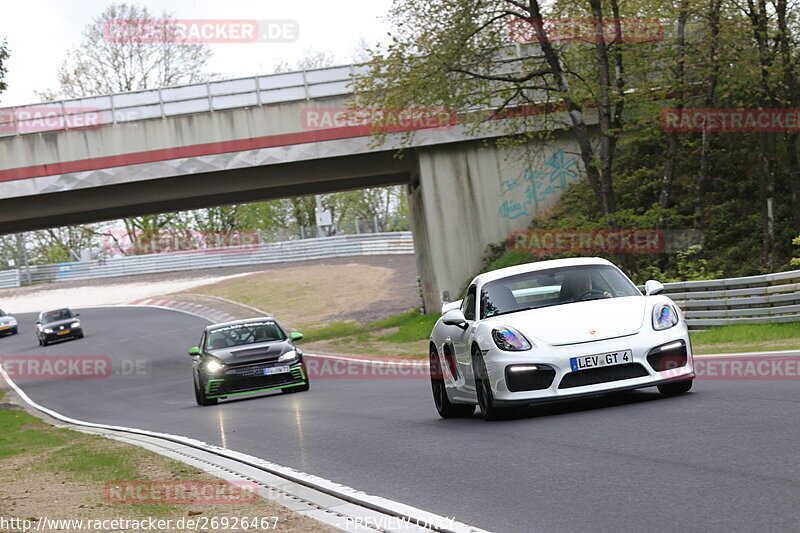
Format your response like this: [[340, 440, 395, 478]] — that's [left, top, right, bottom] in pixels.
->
[[36, 308, 84, 346], [189, 317, 309, 406]]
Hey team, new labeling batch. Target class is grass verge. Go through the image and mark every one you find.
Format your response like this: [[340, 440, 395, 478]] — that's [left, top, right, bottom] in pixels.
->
[[690, 322, 800, 354], [297, 309, 439, 358], [0, 396, 333, 531]]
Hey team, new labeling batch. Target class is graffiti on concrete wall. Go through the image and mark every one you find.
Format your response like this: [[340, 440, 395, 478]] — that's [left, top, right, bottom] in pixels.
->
[[498, 149, 580, 220]]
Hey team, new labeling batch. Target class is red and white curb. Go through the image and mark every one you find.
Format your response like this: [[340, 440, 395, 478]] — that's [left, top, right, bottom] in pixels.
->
[[126, 299, 426, 367], [128, 298, 237, 323]]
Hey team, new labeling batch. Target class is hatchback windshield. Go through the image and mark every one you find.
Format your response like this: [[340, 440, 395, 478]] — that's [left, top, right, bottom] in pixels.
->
[[42, 309, 74, 322], [481, 265, 641, 319], [206, 321, 286, 350]]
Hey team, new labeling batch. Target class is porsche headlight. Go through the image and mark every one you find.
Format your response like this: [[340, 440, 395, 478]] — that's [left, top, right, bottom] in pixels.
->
[[278, 350, 297, 363], [492, 327, 532, 351], [205, 360, 224, 373], [652, 303, 679, 330]]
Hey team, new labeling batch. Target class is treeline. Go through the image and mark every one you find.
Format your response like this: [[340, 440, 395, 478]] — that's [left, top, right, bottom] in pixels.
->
[[355, 0, 800, 281], [0, 4, 407, 268], [0, 188, 409, 266]]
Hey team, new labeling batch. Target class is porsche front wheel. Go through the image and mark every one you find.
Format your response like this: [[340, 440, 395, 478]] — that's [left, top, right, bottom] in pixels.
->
[[430, 348, 474, 418], [472, 348, 511, 421]]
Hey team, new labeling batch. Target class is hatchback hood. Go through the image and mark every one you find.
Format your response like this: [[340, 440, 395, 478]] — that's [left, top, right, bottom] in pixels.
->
[[208, 340, 291, 364], [489, 296, 646, 346], [42, 318, 78, 330]]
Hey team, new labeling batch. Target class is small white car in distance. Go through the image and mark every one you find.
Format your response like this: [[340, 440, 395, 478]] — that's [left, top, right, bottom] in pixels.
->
[[428, 257, 694, 420]]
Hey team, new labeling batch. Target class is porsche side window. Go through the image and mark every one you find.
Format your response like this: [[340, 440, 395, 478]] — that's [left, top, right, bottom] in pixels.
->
[[463, 286, 477, 321]]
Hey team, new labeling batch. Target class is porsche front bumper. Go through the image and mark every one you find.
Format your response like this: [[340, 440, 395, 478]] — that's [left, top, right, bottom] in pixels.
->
[[483, 328, 694, 405]]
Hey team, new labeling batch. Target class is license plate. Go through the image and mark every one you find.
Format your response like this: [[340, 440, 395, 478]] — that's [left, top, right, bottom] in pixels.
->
[[57, 330, 71, 336], [571, 350, 632, 371], [0, 326, 8, 330], [263, 365, 290, 376]]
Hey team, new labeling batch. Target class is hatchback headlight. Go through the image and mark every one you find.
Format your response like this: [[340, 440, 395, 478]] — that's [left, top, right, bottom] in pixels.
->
[[652, 303, 679, 330], [44, 328, 54, 334], [71, 321, 80, 328], [492, 327, 532, 351], [205, 360, 224, 373], [278, 350, 297, 363]]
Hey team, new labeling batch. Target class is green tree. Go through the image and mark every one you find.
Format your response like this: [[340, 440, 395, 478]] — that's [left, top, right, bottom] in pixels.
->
[[43, 2, 216, 251], [0, 38, 8, 97]]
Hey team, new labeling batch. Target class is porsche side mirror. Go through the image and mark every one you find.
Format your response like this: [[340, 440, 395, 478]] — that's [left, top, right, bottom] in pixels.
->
[[442, 309, 468, 330], [644, 280, 664, 296], [291, 332, 304, 341], [187, 347, 200, 356]]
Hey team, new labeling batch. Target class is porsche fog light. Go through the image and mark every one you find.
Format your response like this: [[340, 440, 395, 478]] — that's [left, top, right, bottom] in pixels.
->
[[653, 304, 679, 330], [492, 327, 532, 351]]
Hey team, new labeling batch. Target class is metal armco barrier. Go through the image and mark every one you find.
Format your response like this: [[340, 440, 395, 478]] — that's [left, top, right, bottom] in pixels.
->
[[1, 232, 414, 287], [0, 269, 20, 289], [659, 270, 800, 328]]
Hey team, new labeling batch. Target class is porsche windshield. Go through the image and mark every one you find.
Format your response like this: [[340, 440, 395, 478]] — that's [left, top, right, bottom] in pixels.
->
[[481, 265, 641, 318], [206, 321, 286, 349]]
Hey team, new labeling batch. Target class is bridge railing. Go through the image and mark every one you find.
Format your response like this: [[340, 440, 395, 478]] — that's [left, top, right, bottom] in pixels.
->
[[0, 63, 368, 137], [657, 270, 800, 328], [0, 232, 414, 287]]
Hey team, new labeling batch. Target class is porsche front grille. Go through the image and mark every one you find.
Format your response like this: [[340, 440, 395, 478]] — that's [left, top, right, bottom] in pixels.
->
[[558, 363, 648, 389]]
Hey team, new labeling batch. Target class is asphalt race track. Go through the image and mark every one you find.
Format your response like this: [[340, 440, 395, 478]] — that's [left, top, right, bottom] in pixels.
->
[[2, 307, 799, 532]]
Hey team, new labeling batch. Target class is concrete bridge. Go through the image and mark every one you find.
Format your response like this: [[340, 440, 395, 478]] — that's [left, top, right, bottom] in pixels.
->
[[0, 63, 586, 310]]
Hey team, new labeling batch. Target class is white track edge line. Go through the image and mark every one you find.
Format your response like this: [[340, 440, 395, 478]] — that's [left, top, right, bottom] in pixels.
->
[[1, 309, 488, 533]]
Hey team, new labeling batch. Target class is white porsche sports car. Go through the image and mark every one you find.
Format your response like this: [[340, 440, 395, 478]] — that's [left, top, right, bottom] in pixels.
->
[[428, 257, 694, 420]]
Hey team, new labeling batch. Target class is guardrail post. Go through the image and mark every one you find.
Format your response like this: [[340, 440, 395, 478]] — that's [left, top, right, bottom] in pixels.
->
[[110, 93, 118, 124], [158, 87, 165, 118], [255, 76, 262, 106], [60, 100, 69, 132]]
